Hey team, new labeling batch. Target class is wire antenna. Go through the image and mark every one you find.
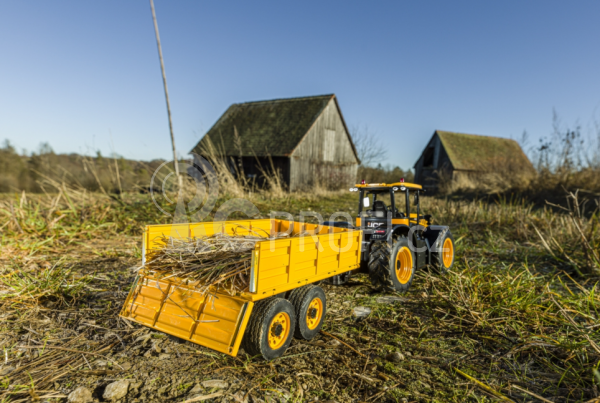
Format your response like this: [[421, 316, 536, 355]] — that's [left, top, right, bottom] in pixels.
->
[[149, 0, 182, 189]]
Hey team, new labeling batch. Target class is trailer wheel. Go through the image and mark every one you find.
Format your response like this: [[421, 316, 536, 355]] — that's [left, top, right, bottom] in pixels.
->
[[289, 285, 326, 340], [431, 230, 455, 273], [242, 298, 295, 360], [369, 236, 416, 292]]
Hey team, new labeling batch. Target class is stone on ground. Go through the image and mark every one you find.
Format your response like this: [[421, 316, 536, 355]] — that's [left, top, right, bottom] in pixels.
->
[[103, 380, 130, 401], [67, 386, 93, 403], [201, 379, 229, 389], [386, 352, 405, 362], [353, 306, 371, 318]]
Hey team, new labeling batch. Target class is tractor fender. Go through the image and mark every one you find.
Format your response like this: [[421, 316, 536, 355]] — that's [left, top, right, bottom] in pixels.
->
[[390, 224, 431, 268], [423, 225, 450, 255], [389, 224, 410, 240]]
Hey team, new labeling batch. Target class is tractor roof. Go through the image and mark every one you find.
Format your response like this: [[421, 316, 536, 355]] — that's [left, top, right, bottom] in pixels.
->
[[355, 182, 423, 190]]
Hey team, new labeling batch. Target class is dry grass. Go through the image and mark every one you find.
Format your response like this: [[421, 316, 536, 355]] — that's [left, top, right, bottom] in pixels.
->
[[1, 186, 600, 401], [197, 136, 288, 199], [144, 233, 266, 294], [421, 191, 600, 276]]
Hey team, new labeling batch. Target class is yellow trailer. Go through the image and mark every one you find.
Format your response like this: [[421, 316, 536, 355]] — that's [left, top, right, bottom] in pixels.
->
[[120, 219, 362, 360]]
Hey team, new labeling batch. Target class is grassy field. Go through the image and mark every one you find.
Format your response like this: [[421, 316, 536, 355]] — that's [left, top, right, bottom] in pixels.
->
[[1, 187, 600, 402]]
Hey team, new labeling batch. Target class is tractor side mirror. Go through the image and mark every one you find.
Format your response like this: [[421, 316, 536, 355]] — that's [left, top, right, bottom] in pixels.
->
[[414, 192, 419, 205], [363, 197, 370, 208]]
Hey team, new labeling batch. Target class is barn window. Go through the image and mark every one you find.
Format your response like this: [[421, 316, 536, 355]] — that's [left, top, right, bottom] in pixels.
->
[[423, 147, 435, 168], [323, 129, 336, 161]]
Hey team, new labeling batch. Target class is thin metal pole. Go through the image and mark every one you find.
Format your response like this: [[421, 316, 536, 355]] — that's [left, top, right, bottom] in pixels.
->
[[149, 0, 181, 188]]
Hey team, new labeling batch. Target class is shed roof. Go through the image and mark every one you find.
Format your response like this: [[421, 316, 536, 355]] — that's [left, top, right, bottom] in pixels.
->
[[193, 94, 341, 157], [434, 130, 535, 172]]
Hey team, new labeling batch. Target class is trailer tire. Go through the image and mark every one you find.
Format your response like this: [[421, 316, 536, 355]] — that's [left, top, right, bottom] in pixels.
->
[[288, 285, 326, 340], [242, 298, 295, 360], [430, 230, 455, 273]]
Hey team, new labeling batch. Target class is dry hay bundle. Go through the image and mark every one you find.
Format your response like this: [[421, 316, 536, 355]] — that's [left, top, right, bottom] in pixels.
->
[[143, 225, 284, 295]]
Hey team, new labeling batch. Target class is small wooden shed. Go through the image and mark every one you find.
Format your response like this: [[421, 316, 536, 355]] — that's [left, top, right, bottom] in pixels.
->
[[191, 94, 359, 191], [413, 130, 536, 192]]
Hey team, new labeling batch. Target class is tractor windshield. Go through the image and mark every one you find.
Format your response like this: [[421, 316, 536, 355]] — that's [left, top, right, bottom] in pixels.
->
[[359, 188, 407, 218]]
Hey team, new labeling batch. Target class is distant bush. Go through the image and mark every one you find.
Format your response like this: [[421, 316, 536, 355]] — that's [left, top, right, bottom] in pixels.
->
[[0, 140, 164, 193], [357, 164, 414, 184]]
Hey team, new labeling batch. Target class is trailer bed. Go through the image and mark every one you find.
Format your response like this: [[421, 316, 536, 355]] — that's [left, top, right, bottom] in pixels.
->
[[120, 219, 362, 356]]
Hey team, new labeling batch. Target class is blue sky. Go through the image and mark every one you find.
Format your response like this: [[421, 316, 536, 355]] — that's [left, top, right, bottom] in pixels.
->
[[1, 1, 599, 170]]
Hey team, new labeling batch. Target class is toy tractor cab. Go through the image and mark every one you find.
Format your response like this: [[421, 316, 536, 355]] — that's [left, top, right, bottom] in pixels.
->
[[330, 180, 455, 292]]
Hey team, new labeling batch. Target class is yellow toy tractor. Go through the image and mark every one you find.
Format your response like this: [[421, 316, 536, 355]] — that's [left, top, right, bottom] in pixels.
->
[[327, 180, 455, 291]]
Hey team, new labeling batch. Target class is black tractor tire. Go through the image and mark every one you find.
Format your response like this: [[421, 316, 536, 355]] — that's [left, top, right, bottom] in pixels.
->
[[368, 236, 416, 293], [242, 298, 296, 360], [430, 230, 455, 273], [288, 285, 326, 340], [368, 241, 393, 291]]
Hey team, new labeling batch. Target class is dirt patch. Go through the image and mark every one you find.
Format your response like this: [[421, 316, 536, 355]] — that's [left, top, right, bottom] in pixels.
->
[[0, 243, 460, 402]]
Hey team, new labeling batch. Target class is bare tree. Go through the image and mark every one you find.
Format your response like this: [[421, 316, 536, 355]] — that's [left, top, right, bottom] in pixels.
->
[[350, 124, 388, 166]]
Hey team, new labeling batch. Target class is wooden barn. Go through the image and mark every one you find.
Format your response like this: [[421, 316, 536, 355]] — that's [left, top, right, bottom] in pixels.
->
[[191, 94, 359, 191], [413, 130, 536, 192]]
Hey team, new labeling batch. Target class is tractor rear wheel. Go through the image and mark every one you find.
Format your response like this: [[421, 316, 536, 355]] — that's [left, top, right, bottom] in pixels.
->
[[431, 230, 455, 273], [242, 298, 295, 360], [369, 236, 416, 293], [288, 284, 326, 340], [368, 240, 392, 291]]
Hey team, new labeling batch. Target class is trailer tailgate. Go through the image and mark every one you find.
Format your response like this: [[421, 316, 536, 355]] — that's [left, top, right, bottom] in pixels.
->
[[120, 274, 253, 357]]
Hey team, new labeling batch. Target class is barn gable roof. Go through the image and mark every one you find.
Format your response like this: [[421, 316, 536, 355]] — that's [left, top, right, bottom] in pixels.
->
[[434, 130, 535, 172], [193, 94, 349, 157]]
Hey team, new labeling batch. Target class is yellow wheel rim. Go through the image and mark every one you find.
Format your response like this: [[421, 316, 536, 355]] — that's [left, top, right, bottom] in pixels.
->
[[306, 297, 323, 330], [267, 312, 290, 349], [395, 246, 413, 284], [442, 238, 454, 268]]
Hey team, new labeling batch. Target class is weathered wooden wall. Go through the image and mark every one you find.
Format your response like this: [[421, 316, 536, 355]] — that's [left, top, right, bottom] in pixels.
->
[[289, 99, 358, 191]]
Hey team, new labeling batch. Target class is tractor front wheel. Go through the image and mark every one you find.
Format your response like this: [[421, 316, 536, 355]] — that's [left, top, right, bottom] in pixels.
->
[[368, 236, 416, 293], [431, 230, 455, 273]]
